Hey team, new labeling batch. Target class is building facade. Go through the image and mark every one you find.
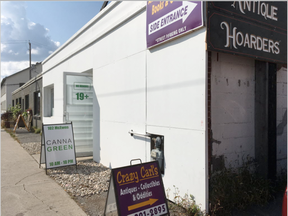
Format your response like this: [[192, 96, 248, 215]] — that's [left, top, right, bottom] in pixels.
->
[[1, 63, 42, 113], [41, 2, 287, 211], [207, 1, 287, 179], [12, 73, 43, 128]]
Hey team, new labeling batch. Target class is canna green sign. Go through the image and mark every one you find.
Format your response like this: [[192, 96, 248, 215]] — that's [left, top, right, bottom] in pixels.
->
[[40, 123, 77, 173]]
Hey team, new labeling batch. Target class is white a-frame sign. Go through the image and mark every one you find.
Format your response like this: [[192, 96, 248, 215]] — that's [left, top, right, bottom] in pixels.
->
[[40, 122, 77, 174]]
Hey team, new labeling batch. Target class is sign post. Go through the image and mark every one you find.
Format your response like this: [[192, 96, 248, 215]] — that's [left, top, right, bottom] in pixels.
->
[[40, 123, 77, 174], [104, 161, 169, 216]]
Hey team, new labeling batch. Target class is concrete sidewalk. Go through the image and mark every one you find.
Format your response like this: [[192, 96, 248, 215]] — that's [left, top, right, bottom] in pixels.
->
[[1, 129, 87, 216]]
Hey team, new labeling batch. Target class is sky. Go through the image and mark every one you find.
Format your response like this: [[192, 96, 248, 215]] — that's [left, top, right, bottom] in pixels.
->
[[1, 1, 106, 81]]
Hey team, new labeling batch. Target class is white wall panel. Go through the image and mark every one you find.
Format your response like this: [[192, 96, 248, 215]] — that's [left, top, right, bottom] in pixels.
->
[[146, 28, 207, 210], [211, 52, 255, 168], [43, 2, 146, 72], [43, 65, 65, 124], [147, 28, 207, 131], [99, 121, 147, 168], [146, 125, 207, 210], [93, 52, 146, 163]]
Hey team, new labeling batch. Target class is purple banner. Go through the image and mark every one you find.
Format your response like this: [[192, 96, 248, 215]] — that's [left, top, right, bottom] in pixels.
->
[[146, 1, 203, 48], [112, 161, 168, 216]]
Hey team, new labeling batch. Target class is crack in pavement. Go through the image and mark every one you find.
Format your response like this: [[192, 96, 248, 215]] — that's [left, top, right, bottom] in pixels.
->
[[22, 184, 60, 215], [15, 171, 43, 185], [22, 183, 44, 204]]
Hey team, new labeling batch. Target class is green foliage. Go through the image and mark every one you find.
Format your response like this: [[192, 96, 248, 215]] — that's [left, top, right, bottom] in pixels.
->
[[22, 111, 28, 119], [32, 126, 41, 134], [22, 108, 32, 120], [167, 186, 205, 216], [209, 160, 275, 215], [34, 128, 41, 134], [9, 104, 22, 120]]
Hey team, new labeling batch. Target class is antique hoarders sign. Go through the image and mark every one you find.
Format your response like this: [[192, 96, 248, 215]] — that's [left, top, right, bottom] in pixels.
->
[[210, 2, 287, 31], [104, 161, 169, 216], [41, 123, 76, 170], [207, 1, 287, 63], [146, 1, 203, 48]]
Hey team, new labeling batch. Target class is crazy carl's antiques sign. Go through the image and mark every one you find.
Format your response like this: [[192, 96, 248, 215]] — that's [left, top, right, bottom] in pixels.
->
[[40, 123, 76, 173], [104, 161, 169, 216], [207, 1, 287, 63], [146, 1, 203, 48]]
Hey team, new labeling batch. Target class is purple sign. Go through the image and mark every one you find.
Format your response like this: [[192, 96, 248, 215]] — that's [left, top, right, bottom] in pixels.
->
[[146, 1, 203, 48], [109, 161, 169, 216]]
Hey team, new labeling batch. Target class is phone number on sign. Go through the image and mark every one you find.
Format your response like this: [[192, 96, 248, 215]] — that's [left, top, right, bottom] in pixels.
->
[[127, 204, 168, 216]]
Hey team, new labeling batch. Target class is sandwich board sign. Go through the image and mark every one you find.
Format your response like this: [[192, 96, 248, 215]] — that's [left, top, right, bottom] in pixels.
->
[[40, 123, 77, 174], [13, 114, 30, 132], [104, 161, 169, 216]]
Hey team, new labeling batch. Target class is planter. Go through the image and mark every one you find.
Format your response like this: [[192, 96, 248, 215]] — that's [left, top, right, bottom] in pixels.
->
[[10, 121, 16, 128], [1, 120, 8, 128], [2, 121, 13, 128], [1, 112, 13, 128]]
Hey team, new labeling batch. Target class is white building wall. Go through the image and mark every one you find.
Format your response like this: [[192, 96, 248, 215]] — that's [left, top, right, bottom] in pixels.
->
[[42, 64, 66, 124], [211, 52, 255, 168], [42, 1, 146, 125], [147, 28, 207, 207], [276, 67, 287, 174], [42, 1, 143, 71], [42, 1, 208, 210]]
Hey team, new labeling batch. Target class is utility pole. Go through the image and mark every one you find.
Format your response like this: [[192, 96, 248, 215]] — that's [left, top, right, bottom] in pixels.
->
[[29, 41, 31, 79]]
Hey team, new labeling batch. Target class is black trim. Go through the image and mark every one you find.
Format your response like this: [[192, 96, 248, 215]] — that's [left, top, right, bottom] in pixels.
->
[[100, 1, 109, 11]]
